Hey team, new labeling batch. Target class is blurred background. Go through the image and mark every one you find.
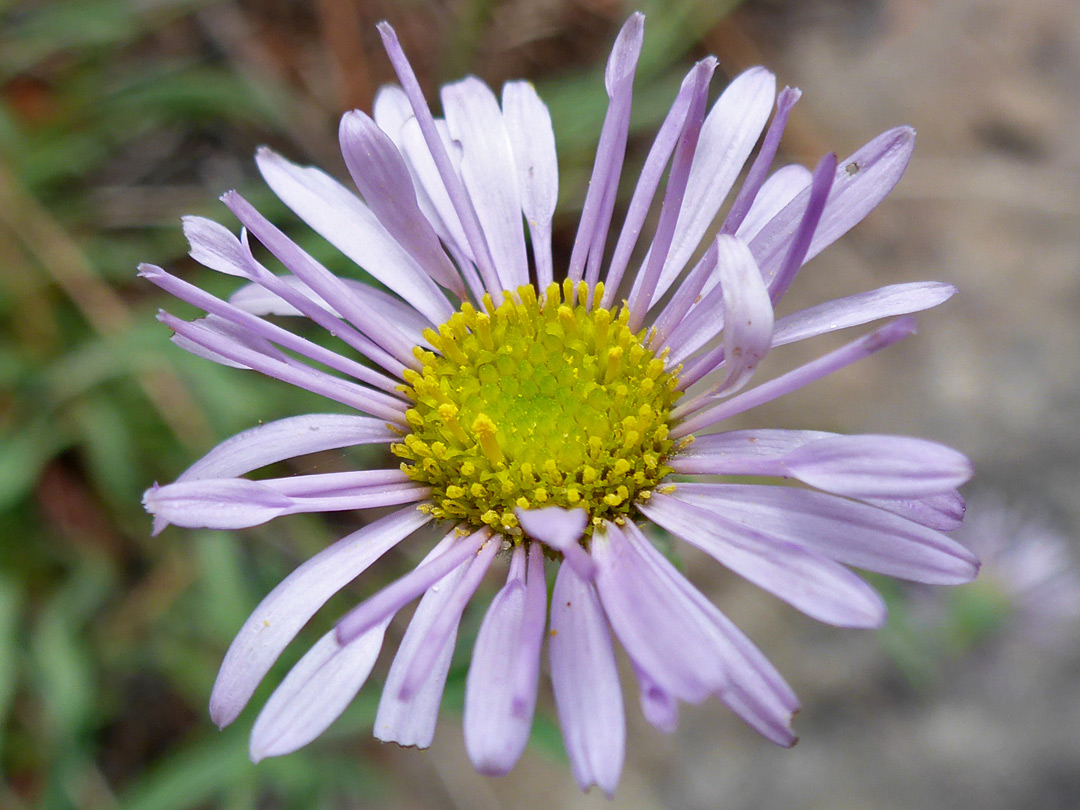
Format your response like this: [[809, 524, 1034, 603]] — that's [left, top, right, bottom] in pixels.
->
[[1, 0, 1078, 808]]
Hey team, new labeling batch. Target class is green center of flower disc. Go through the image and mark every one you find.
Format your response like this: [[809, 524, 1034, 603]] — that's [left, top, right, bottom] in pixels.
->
[[393, 279, 681, 537]]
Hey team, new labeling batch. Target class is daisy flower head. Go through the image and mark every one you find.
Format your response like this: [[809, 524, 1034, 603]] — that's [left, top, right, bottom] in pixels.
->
[[939, 495, 1080, 647], [142, 13, 979, 796]]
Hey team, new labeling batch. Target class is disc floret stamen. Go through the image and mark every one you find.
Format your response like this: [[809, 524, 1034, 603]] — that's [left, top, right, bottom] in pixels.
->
[[393, 283, 681, 536]]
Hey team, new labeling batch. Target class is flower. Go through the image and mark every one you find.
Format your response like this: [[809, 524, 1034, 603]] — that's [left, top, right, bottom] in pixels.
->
[[937, 495, 1080, 647], [141, 13, 979, 795]]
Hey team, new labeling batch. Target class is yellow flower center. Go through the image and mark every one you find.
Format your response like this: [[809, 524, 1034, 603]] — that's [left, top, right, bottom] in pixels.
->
[[393, 279, 680, 537]]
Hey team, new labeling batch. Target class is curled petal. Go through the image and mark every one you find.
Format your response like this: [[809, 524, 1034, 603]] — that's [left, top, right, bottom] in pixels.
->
[[721, 86, 802, 236], [144, 477, 427, 530], [150, 413, 396, 535], [180, 218, 407, 377], [142, 264, 403, 398], [516, 506, 595, 579], [398, 539, 499, 700], [398, 117, 473, 263], [768, 152, 837, 304], [339, 110, 463, 295], [222, 190, 424, 368]]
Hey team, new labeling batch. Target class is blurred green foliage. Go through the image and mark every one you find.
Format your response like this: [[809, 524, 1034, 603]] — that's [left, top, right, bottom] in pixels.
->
[[0, 0, 742, 807]]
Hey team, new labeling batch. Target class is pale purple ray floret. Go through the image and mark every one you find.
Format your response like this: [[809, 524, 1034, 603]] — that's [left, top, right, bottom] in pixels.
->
[[140, 11, 978, 796]]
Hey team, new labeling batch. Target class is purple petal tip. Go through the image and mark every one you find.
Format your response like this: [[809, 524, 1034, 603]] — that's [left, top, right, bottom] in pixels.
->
[[871, 316, 918, 348], [376, 20, 397, 42], [208, 694, 234, 729], [339, 109, 365, 128]]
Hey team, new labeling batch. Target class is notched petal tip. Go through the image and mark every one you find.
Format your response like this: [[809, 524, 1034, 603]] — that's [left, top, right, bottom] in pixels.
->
[[141, 482, 159, 508], [217, 189, 241, 208], [515, 505, 588, 539], [143, 483, 171, 538], [376, 20, 400, 49], [696, 55, 718, 72], [252, 146, 282, 169]]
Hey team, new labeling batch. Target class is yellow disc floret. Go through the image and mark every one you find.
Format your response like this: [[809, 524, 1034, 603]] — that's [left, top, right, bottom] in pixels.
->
[[393, 280, 680, 537]]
